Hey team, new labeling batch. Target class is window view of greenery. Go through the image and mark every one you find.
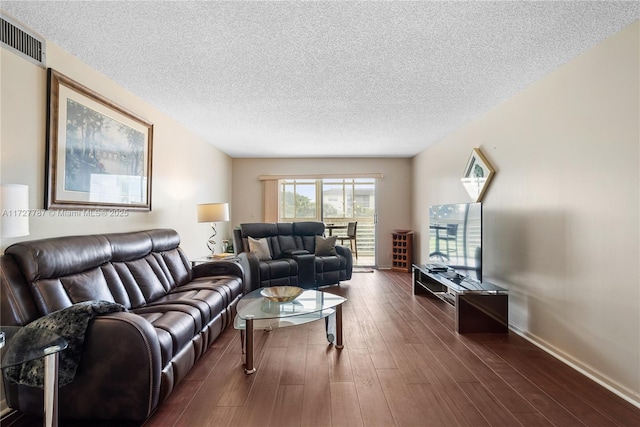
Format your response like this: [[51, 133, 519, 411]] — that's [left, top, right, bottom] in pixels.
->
[[281, 180, 317, 218], [280, 178, 375, 221]]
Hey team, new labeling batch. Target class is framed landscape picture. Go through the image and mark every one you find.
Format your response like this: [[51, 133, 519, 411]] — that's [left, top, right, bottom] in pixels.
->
[[461, 148, 495, 202], [46, 68, 153, 211]]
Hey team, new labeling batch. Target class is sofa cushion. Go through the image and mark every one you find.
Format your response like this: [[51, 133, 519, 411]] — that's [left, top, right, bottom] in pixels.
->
[[29, 269, 116, 314], [315, 255, 341, 272], [277, 235, 298, 256], [60, 268, 116, 304], [159, 249, 192, 287], [258, 259, 298, 284], [241, 223, 278, 240], [123, 259, 169, 303], [249, 237, 272, 261], [132, 308, 198, 365], [314, 256, 342, 286], [147, 291, 218, 325], [315, 235, 338, 256], [292, 222, 324, 252], [179, 276, 244, 308], [292, 221, 325, 236]]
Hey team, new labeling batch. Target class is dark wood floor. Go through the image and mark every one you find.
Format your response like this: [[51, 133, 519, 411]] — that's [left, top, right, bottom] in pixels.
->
[[6, 270, 640, 426]]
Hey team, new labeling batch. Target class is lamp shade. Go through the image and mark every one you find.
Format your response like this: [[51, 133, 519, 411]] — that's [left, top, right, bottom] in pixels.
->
[[197, 203, 229, 223], [1, 184, 29, 238]]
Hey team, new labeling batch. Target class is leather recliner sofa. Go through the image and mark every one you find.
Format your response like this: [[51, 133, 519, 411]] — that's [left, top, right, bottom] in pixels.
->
[[0, 229, 245, 422], [233, 222, 353, 292]]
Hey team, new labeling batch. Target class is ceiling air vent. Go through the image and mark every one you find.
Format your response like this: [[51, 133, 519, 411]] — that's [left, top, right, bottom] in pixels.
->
[[1, 14, 45, 67]]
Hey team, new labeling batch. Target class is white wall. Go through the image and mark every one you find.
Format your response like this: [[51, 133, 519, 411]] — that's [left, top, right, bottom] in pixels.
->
[[231, 157, 412, 268], [412, 22, 639, 405], [0, 41, 233, 257]]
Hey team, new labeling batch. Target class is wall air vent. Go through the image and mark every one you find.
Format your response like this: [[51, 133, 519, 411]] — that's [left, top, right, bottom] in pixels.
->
[[1, 14, 45, 67]]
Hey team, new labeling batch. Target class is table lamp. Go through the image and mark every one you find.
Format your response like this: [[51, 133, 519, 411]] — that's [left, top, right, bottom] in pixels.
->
[[1, 184, 30, 238], [197, 202, 229, 256]]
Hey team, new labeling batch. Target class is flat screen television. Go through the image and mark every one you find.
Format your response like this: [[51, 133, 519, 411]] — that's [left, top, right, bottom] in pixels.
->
[[428, 202, 482, 281]]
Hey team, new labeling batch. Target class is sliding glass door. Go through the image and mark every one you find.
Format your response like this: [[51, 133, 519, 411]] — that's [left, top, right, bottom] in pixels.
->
[[279, 178, 376, 266]]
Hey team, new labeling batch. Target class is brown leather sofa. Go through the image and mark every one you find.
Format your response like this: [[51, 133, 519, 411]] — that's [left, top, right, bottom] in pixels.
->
[[233, 222, 352, 291], [0, 229, 245, 422]]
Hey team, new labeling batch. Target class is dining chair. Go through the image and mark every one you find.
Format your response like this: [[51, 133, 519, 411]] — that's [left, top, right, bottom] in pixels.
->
[[337, 221, 358, 258], [437, 223, 458, 258]]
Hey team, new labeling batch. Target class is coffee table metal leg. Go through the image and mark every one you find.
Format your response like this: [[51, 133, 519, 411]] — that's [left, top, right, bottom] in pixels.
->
[[326, 312, 335, 344], [43, 352, 59, 427], [240, 330, 246, 364], [335, 303, 344, 349], [244, 315, 256, 374]]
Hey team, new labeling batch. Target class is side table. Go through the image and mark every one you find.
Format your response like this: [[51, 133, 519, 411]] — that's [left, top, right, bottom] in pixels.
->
[[190, 253, 237, 267], [0, 326, 68, 427]]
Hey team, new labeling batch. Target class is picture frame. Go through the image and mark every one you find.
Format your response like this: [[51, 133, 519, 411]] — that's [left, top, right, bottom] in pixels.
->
[[461, 148, 495, 202], [46, 68, 153, 211]]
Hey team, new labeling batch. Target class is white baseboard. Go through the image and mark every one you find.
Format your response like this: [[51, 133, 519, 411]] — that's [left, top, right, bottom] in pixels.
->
[[509, 323, 640, 409]]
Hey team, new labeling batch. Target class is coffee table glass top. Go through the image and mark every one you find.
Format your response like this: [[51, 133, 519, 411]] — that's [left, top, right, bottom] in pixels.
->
[[234, 288, 346, 330]]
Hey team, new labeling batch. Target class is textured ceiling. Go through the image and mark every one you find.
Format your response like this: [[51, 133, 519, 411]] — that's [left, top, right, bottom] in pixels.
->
[[2, 1, 639, 158]]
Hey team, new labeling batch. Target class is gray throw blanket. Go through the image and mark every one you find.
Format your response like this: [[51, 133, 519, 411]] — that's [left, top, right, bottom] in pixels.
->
[[4, 300, 126, 388]]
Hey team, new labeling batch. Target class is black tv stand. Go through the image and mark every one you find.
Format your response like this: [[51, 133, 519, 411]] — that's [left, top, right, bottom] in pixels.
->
[[412, 264, 508, 333]]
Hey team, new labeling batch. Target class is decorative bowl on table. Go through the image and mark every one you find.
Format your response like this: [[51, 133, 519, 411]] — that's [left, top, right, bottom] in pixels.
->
[[260, 286, 304, 303]]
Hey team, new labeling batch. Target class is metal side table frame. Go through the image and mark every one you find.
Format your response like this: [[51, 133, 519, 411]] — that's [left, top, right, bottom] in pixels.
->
[[1, 327, 68, 427]]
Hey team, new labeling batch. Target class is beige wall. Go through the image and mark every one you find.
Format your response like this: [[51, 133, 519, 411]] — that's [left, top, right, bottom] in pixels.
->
[[413, 22, 639, 405], [0, 41, 233, 257], [231, 157, 412, 268], [2, 14, 638, 412]]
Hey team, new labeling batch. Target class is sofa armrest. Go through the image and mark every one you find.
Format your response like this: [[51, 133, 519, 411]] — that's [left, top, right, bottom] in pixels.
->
[[192, 259, 244, 281], [282, 249, 310, 256], [75, 312, 162, 419], [235, 252, 260, 293], [232, 228, 244, 255], [3, 312, 163, 421], [335, 245, 353, 279]]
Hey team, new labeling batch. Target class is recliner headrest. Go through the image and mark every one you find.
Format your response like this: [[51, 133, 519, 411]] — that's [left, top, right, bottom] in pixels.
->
[[5, 235, 112, 282]]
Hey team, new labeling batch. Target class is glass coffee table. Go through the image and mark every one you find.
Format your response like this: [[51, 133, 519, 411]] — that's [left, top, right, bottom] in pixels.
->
[[234, 287, 346, 374]]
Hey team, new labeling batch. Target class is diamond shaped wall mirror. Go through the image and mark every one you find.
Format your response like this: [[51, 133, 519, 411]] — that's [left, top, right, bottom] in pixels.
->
[[461, 148, 495, 202]]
